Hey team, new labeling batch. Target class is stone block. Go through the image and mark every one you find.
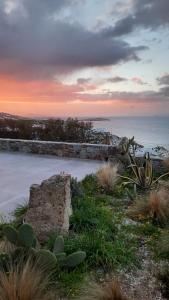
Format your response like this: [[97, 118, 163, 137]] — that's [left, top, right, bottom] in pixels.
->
[[25, 174, 71, 242]]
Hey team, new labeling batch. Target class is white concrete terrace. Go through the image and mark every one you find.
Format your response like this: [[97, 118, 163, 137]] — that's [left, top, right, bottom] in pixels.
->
[[0, 152, 102, 218]]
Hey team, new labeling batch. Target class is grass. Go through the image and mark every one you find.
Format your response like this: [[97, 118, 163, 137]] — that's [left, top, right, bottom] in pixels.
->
[[12, 203, 29, 226], [127, 188, 169, 225], [96, 163, 119, 193], [0, 259, 56, 300], [80, 281, 128, 300]]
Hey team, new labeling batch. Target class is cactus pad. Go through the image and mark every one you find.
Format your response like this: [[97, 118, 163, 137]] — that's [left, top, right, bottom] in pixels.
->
[[3, 225, 18, 245], [66, 251, 86, 268], [53, 236, 64, 254], [37, 249, 57, 271], [18, 223, 35, 247]]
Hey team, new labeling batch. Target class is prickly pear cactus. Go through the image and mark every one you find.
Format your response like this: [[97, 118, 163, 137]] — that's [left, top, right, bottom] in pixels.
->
[[55, 252, 66, 266], [3, 225, 18, 245], [18, 224, 35, 247], [53, 236, 64, 254], [65, 251, 86, 268], [37, 249, 57, 271]]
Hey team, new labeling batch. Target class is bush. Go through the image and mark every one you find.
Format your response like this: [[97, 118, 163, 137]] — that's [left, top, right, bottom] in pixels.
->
[[81, 280, 128, 300], [96, 163, 119, 192], [0, 259, 56, 300], [128, 189, 169, 225]]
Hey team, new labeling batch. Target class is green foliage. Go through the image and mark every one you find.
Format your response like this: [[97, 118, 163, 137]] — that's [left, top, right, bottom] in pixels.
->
[[53, 236, 64, 254], [4, 224, 35, 248], [18, 224, 35, 247], [70, 197, 116, 234], [121, 152, 169, 190], [81, 174, 100, 196], [3, 225, 18, 245], [37, 249, 57, 271], [65, 251, 86, 268], [12, 203, 29, 224], [63, 228, 138, 270], [0, 117, 93, 143], [70, 177, 84, 199], [52, 236, 86, 268]]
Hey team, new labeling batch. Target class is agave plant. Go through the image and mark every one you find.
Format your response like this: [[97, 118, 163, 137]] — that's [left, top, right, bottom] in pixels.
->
[[120, 152, 169, 190]]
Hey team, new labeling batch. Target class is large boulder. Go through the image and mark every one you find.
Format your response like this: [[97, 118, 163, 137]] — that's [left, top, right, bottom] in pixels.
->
[[25, 174, 71, 242]]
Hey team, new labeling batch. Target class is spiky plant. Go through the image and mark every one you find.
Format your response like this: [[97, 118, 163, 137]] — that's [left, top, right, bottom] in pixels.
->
[[96, 163, 119, 192], [12, 203, 29, 224], [0, 259, 55, 300], [128, 189, 169, 224], [81, 281, 128, 300], [121, 152, 169, 190]]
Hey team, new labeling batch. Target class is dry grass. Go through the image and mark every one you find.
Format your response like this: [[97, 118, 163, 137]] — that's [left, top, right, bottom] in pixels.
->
[[81, 281, 128, 300], [128, 189, 169, 223], [164, 156, 169, 169], [96, 163, 119, 192], [0, 240, 15, 253], [0, 259, 56, 300]]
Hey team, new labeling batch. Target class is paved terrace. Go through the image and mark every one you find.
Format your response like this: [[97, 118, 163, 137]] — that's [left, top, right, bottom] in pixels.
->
[[0, 152, 102, 217]]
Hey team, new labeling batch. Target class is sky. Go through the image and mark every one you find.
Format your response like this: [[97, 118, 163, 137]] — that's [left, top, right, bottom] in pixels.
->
[[0, 0, 169, 117]]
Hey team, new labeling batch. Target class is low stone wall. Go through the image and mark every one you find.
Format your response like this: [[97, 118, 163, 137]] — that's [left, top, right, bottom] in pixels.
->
[[0, 138, 167, 173], [0, 138, 119, 160]]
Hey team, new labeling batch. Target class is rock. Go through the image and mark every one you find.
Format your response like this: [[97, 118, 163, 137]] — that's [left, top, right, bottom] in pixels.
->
[[25, 174, 71, 242]]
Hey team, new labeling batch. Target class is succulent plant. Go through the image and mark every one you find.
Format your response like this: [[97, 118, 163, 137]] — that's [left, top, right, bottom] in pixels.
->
[[3, 225, 18, 245], [18, 224, 35, 247], [53, 236, 86, 268], [65, 251, 86, 268], [37, 249, 57, 271], [3, 224, 35, 248], [3, 226, 86, 270], [53, 236, 64, 254], [121, 152, 169, 190]]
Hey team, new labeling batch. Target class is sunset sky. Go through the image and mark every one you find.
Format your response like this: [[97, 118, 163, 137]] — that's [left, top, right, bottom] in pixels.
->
[[0, 0, 169, 117]]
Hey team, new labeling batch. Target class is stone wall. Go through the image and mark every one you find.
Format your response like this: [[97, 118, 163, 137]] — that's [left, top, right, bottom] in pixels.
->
[[0, 138, 167, 172], [0, 138, 119, 160]]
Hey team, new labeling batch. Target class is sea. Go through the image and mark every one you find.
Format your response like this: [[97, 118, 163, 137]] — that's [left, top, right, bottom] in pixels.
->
[[92, 116, 169, 152]]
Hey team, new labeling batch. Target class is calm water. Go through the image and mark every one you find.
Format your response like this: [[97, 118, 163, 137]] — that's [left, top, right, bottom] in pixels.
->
[[93, 116, 169, 149]]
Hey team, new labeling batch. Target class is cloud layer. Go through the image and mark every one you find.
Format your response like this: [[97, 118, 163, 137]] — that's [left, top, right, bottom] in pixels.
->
[[0, 0, 147, 80]]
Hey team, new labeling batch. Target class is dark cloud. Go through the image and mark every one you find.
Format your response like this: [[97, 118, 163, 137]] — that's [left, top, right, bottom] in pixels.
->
[[104, 0, 169, 37], [107, 76, 128, 83], [157, 74, 169, 85], [0, 0, 147, 79], [77, 78, 91, 85], [77, 88, 169, 104]]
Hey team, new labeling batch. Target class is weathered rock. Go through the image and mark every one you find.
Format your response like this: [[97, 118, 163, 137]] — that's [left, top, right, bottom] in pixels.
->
[[25, 174, 71, 242]]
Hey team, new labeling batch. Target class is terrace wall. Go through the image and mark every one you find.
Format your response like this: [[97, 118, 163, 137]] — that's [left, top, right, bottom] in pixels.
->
[[0, 138, 119, 160], [0, 138, 167, 172]]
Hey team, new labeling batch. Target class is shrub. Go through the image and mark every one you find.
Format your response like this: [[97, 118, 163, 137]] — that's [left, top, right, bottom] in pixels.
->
[[128, 189, 169, 224], [96, 163, 119, 192], [81, 280, 128, 300], [0, 259, 55, 300], [12, 203, 29, 225]]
